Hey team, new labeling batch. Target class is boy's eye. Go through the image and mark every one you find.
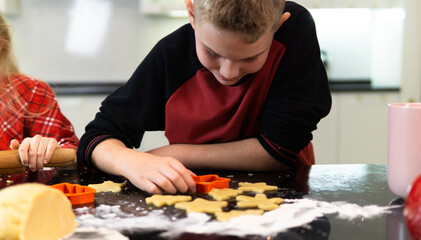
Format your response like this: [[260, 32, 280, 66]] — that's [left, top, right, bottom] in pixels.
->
[[207, 50, 218, 58], [243, 57, 257, 62]]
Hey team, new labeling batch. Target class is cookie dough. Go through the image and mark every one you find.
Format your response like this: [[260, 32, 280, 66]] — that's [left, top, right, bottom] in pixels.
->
[[236, 194, 284, 210], [88, 180, 125, 192], [215, 209, 264, 222], [175, 198, 227, 213], [237, 182, 278, 193], [146, 195, 192, 207], [0, 183, 77, 240], [208, 188, 243, 201]]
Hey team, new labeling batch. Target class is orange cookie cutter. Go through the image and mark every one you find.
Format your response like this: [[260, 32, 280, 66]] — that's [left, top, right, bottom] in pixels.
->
[[193, 174, 231, 193], [50, 183, 96, 205]]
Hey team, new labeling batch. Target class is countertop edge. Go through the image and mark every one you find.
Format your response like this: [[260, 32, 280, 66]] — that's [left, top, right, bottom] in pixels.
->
[[50, 80, 400, 96]]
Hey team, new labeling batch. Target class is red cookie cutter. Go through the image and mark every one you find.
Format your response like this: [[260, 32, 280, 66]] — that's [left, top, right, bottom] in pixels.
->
[[193, 174, 231, 193], [50, 183, 96, 205]]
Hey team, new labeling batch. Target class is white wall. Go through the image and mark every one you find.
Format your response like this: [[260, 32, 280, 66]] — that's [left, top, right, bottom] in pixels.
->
[[6, 0, 189, 83], [310, 8, 405, 87]]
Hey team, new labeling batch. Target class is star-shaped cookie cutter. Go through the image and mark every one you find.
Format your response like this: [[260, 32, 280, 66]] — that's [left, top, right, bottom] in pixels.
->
[[192, 174, 231, 193], [50, 183, 96, 205]]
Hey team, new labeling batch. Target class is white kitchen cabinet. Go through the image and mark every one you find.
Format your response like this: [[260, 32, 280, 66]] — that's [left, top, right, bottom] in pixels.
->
[[312, 91, 400, 165], [330, 0, 395, 8], [312, 94, 339, 164], [295, 0, 402, 8], [139, 0, 187, 16], [0, 0, 19, 15], [293, 0, 332, 9], [389, 0, 404, 7], [338, 92, 399, 164], [57, 96, 106, 139]]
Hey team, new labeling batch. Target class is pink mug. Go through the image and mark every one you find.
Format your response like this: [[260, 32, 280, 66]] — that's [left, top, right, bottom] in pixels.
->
[[388, 103, 421, 198]]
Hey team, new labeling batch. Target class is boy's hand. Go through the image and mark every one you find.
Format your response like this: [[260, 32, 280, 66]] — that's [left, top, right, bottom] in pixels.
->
[[122, 154, 197, 195], [10, 135, 61, 172], [92, 139, 197, 195]]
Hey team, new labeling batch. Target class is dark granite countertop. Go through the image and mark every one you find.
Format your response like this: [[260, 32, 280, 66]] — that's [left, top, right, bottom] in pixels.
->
[[328, 80, 399, 92], [0, 164, 413, 240]]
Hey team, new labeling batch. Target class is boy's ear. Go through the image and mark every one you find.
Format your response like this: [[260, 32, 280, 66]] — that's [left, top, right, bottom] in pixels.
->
[[185, 0, 196, 29], [276, 12, 291, 31]]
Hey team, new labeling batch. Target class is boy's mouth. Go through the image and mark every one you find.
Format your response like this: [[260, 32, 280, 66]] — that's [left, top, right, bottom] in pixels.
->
[[214, 72, 241, 84]]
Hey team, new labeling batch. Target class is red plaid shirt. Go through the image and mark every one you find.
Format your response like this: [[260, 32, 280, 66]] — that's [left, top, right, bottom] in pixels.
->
[[0, 75, 79, 150]]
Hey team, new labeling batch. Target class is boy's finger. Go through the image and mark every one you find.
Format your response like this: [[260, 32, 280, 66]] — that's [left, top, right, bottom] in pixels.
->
[[189, 170, 197, 176], [183, 174, 196, 193], [170, 161, 196, 193], [160, 167, 189, 193], [139, 181, 163, 195], [151, 172, 178, 194]]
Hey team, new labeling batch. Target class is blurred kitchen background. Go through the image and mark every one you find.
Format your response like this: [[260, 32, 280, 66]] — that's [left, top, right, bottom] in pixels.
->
[[2, 0, 420, 165]]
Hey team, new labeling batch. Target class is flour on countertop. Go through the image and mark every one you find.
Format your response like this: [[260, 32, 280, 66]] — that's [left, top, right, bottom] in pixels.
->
[[66, 228, 128, 240], [73, 198, 395, 238]]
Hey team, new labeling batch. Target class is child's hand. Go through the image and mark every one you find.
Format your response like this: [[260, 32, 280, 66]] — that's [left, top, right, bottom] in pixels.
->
[[92, 139, 197, 195], [120, 153, 196, 195], [10, 135, 61, 172]]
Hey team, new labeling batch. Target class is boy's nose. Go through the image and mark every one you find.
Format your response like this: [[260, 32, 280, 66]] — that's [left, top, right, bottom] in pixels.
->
[[219, 60, 240, 80]]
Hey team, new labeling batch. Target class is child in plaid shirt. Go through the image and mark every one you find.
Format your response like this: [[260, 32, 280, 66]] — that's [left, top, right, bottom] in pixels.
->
[[0, 13, 79, 172]]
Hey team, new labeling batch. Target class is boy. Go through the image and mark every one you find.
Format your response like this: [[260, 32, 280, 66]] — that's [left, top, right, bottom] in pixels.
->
[[77, 0, 331, 194]]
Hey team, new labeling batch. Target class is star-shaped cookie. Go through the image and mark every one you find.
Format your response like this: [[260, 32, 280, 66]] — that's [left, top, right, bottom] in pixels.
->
[[145, 195, 192, 207], [236, 194, 284, 210], [88, 181, 126, 193], [175, 198, 227, 213], [237, 182, 278, 193], [208, 188, 243, 201], [215, 209, 264, 222]]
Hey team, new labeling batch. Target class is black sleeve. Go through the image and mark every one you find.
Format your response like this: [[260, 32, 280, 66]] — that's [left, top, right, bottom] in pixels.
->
[[258, 2, 332, 166], [77, 39, 168, 168], [77, 24, 199, 169]]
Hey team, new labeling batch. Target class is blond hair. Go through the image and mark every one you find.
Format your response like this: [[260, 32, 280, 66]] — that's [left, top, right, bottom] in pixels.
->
[[0, 13, 20, 81], [0, 13, 35, 121], [193, 0, 285, 43]]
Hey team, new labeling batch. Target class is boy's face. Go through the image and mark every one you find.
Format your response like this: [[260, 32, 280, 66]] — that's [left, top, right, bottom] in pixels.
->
[[194, 22, 275, 86]]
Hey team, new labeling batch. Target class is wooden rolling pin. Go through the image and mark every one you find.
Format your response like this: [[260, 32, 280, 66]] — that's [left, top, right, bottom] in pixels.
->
[[0, 148, 76, 174]]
